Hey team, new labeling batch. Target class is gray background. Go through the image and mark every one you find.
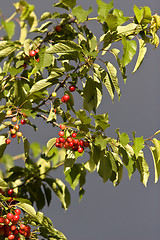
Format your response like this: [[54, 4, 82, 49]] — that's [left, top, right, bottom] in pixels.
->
[[1, 1, 160, 240]]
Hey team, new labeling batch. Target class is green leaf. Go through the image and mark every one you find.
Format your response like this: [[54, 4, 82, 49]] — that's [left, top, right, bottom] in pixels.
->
[[29, 79, 52, 95], [36, 47, 53, 72], [132, 39, 147, 73], [64, 149, 75, 168], [0, 178, 8, 188], [83, 76, 102, 112], [59, 0, 76, 9], [22, 137, 30, 159], [94, 135, 107, 150], [94, 65, 114, 100], [52, 178, 70, 210], [0, 135, 7, 158], [97, 152, 112, 182], [112, 9, 129, 26], [119, 132, 129, 147], [133, 5, 144, 24], [96, 0, 113, 23], [105, 61, 121, 99], [141, 6, 152, 26], [76, 109, 91, 124], [149, 138, 160, 183], [72, 6, 93, 23], [64, 164, 85, 190], [132, 136, 144, 158], [1, 20, 15, 40], [46, 40, 82, 54], [30, 142, 41, 158], [136, 151, 149, 187], [105, 14, 118, 32], [0, 112, 6, 123], [122, 37, 137, 67], [91, 113, 110, 131], [84, 152, 97, 173], [17, 202, 37, 218], [119, 146, 136, 179], [0, 41, 19, 58]]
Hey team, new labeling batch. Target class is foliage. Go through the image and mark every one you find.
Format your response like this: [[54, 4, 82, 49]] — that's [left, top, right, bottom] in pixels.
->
[[0, 0, 160, 239]]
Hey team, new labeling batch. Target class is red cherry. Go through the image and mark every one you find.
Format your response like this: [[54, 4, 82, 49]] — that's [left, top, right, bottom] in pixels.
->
[[13, 215, 20, 222], [64, 142, 69, 149], [72, 146, 78, 151], [55, 143, 63, 148], [36, 58, 40, 62], [29, 50, 36, 57], [72, 132, 77, 138], [10, 225, 16, 231], [22, 63, 27, 69], [63, 95, 70, 102], [20, 119, 26, 125], [67, 137, 72, 142], [10, 129, 16, 134], [59, 137, 65, 143], [5, 138, 11, 145], [11, 134, 16, 138], [20, 224, 25, 230], [61, 96, 65, 103], [73, 139, 79, 145], [8, 189, 14, 196], [0, 217, 5, 223], [78, 140, 84, 147], [55, 25, 61, 32], [7, 213, 14, 220], [58, 131, 64, 137], [8, 234, 15, 240], [15, 209, 21, 215], [4, 218, 10, 225], [84, 141, 90, 148], [69, 86, 75, 92], [13, 229, 19, 235], [78, 147, 84, 153], [69, 141, 74, 147], [60, 125, 66, 130], [35, 49, 39, 53]]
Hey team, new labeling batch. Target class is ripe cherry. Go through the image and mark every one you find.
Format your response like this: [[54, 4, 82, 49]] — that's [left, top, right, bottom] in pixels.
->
[[59, 137, 65, 143], [67, 137, 72, 142], [29, 50, 36, 57], [7, 189, 14, 196], [20, 224, 25, 230], [69, 86, 75, 92], [60, 125, 66, 130], [5, 139, 11, 145], [78, 140, 84, 147], [7, 213, 14, 220], [36, 58, 40, 62], [58, 131, 64, 137], [13, 215, 20, 222], [72, 132, 77, 138], [15, 209, 21, 215], [84, 141, 90, 148], [73, 139, 79, 145], [8, 234, 15, 240], [69, 141, 74, 147], [20, 119, 26, 125], [10, 225, 16, 231], [78, 147, 84, 153], [11, 134, 16, 138], [61, 95, 70, 103], [55, 25, 62, 32], [35, 48, 39, 54], [0, 217, 5, 223]]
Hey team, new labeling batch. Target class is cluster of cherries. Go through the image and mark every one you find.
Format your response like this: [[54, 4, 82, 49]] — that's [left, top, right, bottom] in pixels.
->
[[22, 48, 40, 69], [52, 85, 76, 104], [55, 125, 89, 153], [5, 110, 27, 145], [0, 189, 31, 239]]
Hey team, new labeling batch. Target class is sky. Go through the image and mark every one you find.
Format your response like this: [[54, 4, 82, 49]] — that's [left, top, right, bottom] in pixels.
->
[[1, 1, 160, 240]]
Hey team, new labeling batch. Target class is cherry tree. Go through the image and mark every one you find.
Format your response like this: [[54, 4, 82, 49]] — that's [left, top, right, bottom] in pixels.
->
[[0, 0, 160, 239]]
